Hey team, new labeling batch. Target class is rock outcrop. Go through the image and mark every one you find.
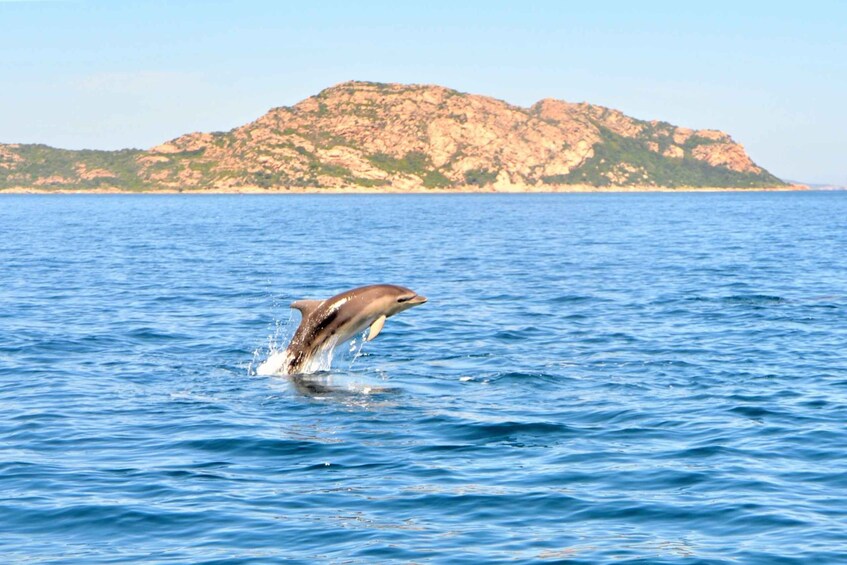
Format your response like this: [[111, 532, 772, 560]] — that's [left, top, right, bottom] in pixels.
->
[[0, 81, 786, 190]]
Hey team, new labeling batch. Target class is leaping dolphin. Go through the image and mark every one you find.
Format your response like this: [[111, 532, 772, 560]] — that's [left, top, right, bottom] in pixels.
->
[[265, 284, 427, 376]]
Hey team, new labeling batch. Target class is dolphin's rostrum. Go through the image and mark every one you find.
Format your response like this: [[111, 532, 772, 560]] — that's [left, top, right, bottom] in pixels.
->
[[278, 284, 427, 375]]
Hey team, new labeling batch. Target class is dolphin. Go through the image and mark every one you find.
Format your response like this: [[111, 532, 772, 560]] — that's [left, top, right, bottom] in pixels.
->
[[275, 284, 427, 375]]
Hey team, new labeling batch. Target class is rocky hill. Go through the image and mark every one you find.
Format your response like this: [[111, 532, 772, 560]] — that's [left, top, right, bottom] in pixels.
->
[[0, 81, 787, 191]]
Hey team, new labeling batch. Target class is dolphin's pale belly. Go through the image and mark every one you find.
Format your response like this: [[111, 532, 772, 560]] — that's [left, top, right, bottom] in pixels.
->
[[331, 315, 373, 344]]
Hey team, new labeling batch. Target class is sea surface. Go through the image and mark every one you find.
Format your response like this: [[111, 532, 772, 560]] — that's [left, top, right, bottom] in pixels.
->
[[1, 192, 846, 564]]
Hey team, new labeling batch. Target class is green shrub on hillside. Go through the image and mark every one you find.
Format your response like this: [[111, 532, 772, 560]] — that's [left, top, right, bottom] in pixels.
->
[[368, 151, 430, 175], [464, 168, 498, 186], [367, 151, 454, 188], [422, 170, 452, 188], [0, 144, 148, 190], [552, 127, 785, 188], [352, 177, 391, 188]]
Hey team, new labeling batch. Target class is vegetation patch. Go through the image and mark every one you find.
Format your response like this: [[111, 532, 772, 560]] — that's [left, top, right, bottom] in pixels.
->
[[0, 144, 148, 190], [189, 161, 215, 174], [251, 170, 288, 188], [367, 151, 455, 188], [293, 145, 313, 157], [464, 168, 498, 186], [540, 174, 570, 185], [351, 177, 390, 188], [310, 162, 351, 178], [312, 131, 351, 148], [422, 170, 452, 188], [367, 151, 430, 176], [681, 135, 722, 150], [553, 127, 786, 188]]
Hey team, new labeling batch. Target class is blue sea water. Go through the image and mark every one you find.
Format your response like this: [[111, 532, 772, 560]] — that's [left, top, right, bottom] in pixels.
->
[[1, 192, 846, 564]]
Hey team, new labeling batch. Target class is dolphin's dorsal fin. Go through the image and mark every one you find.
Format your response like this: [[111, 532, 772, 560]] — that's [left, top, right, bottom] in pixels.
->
[[367, 315, 387, 342], [290, 299, 323, 317]]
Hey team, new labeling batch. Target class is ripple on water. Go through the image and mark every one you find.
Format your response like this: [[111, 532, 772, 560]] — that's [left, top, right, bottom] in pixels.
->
[[1, 193, 846, 562]]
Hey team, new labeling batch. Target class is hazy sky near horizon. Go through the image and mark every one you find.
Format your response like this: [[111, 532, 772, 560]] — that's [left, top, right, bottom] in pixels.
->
[[2, 1, 845, 184]]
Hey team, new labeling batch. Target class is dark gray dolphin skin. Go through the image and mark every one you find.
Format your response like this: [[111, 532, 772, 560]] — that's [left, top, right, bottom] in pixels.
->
[[282, 284, 427, 375]]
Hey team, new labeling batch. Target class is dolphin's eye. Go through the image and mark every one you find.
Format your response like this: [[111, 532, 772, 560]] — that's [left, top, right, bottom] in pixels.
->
[[397, 296, 412, 303]]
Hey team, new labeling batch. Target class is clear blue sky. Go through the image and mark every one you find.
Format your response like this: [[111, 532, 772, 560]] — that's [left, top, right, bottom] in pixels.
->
[[2, 0, 845, 184]]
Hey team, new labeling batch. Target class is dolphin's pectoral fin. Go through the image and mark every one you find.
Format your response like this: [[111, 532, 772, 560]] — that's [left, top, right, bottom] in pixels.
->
[[290, 299, 323, 317], [367, 315, 387, 341]]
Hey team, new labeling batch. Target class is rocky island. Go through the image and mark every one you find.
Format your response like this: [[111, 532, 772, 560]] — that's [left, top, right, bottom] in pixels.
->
[[0, 81, 796, 192]]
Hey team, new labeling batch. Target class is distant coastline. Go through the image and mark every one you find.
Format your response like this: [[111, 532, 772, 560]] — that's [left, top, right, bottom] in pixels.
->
[[0, 81, 792, 193], [0, 184, 808, 195]]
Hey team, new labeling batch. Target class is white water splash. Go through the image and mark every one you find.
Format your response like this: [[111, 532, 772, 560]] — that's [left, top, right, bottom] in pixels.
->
[[346, 332, 369, 369], [300, 335, 341, 374], [255, 329, 371, 376], [255, 350, 291, 376], [250, 302, 293, 376], [251, 290, 374, 377]]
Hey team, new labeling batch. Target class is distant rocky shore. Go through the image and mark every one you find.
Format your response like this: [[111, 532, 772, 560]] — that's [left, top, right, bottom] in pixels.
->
[[0, 184, 806, 195], [1, 81, 792, 192]]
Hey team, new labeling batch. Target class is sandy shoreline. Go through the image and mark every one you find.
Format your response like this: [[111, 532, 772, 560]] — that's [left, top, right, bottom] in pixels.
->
[[0, 184, 808, 195]]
